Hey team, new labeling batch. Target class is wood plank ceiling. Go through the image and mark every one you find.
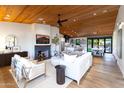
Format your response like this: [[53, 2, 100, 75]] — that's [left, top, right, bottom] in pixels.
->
[[0, 5, 119, 37]]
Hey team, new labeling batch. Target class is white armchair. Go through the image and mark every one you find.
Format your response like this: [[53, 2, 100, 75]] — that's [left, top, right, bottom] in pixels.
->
[[11, 55, 46, 87], [22, 61, 46, 87]]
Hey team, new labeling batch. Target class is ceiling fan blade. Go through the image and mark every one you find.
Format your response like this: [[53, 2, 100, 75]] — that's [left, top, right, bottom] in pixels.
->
[[60, 19, 68, 22], [56, 14, 67, 27]]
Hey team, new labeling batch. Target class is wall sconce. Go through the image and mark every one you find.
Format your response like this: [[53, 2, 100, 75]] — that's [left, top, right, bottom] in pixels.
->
[[119, 22, 124, 29]]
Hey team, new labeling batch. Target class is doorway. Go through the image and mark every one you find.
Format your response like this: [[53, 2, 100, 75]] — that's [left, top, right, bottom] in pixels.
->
[[105, 38, 112, 53]]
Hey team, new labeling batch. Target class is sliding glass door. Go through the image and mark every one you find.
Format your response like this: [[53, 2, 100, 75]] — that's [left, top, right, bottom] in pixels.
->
[[93, 39, 99, 48], [87, 37, 112, 53], [99, 39, 104, 49], [87, 39, 92, 52], [105, 38, 112, 53]]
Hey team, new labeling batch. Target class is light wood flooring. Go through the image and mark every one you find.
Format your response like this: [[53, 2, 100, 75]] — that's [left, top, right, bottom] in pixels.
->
[[0, 66, 17, 88], [0, 53, 124, 88], [67, 54, 124, 88]]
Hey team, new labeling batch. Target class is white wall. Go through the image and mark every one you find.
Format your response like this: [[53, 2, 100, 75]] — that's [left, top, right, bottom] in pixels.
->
[[50, 26, 60, 56], [0, 22, 31, 51], [113, 5, 124, 78], [0, 22, 59, 59]]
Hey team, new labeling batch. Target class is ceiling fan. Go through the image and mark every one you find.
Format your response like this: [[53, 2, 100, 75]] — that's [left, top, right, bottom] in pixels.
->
[[57, 14, 68, 27]]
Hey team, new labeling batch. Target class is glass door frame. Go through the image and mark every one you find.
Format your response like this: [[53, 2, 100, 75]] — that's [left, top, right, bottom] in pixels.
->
[[87, 38, 93, 52], [93, 38, 99, 49], [87, 36, 112, 53], [104, 37, 112, 53]]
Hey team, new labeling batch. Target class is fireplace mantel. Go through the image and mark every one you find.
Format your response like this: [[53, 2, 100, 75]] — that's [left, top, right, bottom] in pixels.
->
[[35, 44, 51, 46]]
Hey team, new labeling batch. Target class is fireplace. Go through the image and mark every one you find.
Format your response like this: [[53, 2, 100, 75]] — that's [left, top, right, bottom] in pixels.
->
[[35, 45, 51, 60]]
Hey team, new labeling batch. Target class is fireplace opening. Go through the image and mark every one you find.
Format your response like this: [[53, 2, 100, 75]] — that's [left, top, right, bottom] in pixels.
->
[[37, 51, 48, 61], [35, 45, 51, 60]]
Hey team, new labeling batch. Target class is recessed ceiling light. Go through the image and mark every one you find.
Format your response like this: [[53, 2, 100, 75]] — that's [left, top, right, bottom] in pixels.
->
[[43, 20, 46, 24], [4, 14, 10, 20], [93, 13, 96, 16], [102, 10, 108, 13], [4, 16, 10, 20], [93, 32, 97, 35], [6, 14, 10, 17], [38, 18, 44, 21], [73, 19, 76, 22]]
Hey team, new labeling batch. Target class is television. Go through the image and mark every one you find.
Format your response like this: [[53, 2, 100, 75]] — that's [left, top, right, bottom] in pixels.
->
[[36, 34, 50, 44]]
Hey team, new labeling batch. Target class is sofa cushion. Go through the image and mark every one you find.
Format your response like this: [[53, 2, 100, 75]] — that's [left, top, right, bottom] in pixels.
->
[[64, 53, 77, 63]]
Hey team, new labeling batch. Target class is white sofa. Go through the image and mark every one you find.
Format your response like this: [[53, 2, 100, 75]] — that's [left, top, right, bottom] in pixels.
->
[[11, 55, 46, 87], [61, 52, 92, 85]]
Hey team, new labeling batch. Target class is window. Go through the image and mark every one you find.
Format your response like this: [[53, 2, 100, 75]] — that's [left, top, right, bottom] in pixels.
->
[[87, 39, 92, 52]]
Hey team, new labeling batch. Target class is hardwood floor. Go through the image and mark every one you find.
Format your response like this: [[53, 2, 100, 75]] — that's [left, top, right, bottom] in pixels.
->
[[67, 54, 124, 88], [0, 53, 124, 88], [0, 66, 17, 88]]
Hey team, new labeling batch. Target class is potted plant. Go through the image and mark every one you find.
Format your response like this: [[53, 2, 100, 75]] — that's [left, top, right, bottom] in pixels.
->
[[52, 34, 59, 56]]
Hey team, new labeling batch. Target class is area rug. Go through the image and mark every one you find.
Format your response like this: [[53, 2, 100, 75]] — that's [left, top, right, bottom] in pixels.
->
[[10, 60, 72, 88]]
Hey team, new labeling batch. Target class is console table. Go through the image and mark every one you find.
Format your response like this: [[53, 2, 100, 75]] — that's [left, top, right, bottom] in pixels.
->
[[0, 51, 28, 67]]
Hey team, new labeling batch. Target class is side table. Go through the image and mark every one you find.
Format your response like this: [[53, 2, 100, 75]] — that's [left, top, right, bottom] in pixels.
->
[[55, 65, 66, 85]]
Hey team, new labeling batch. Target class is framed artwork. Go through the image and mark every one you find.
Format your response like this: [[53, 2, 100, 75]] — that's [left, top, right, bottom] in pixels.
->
[[36, 34, 50, 44]]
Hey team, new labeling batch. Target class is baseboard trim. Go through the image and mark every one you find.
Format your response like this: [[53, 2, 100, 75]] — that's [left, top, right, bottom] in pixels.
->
[[112, 53, 117, 62], [112, 53, 124, 79]]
